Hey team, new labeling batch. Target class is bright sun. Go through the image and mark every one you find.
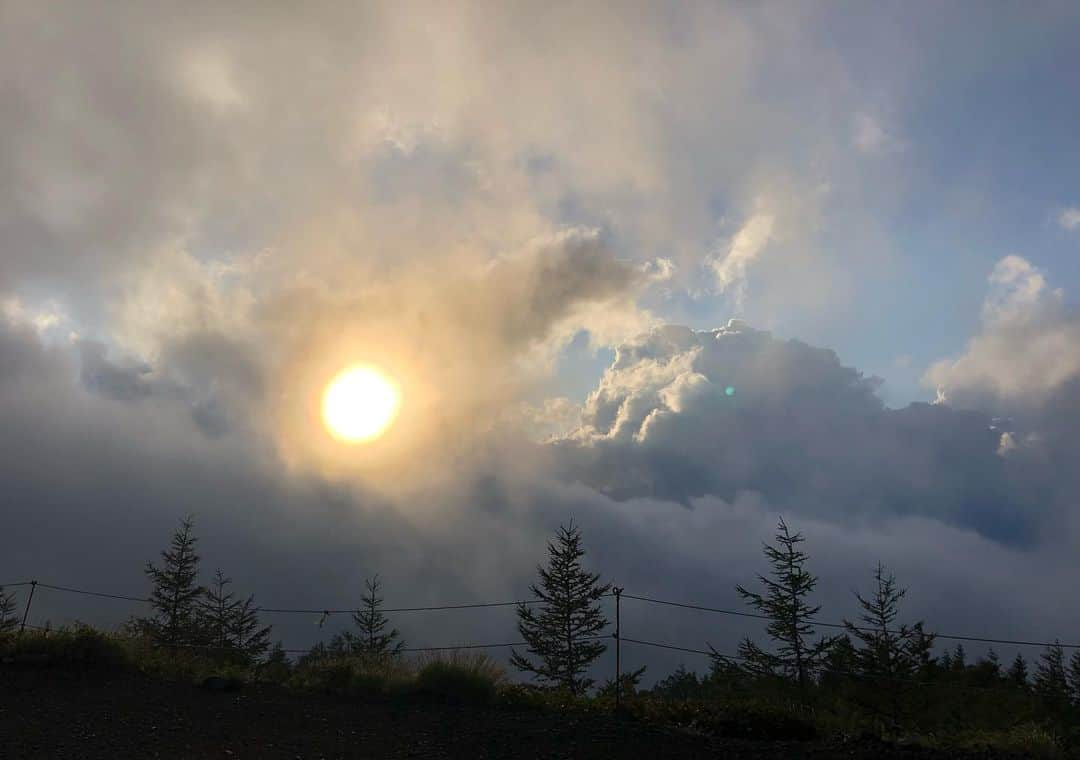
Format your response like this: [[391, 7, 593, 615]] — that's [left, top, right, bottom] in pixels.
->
[[322, 365, 402, 444]]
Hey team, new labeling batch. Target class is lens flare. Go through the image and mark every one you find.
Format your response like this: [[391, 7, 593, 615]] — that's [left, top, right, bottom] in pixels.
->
[[321, 366, 402, 444]]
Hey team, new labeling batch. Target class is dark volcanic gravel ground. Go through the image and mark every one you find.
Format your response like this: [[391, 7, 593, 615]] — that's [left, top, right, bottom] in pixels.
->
[[0, 666, 1030, 759]]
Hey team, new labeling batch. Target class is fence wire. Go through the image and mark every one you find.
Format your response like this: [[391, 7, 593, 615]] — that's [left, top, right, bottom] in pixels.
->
[[6, 578, 1079, 660]]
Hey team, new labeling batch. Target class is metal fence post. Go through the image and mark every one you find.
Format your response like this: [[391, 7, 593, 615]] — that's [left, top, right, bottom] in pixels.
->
[[613, 585, 624, 712], [19, 579, 37, 636]]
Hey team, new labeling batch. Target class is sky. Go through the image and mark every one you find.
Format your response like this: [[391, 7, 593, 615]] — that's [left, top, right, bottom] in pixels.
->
[[2, 1, 1080, 680]]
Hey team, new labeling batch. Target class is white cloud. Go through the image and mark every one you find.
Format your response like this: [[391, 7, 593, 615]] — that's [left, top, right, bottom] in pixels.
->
[[708, 212, 775, 310], [925, 255, 1080, 407], [177, 48, 247, 111], [1058, 206, 1080, 231], [853, 112, 902, 155]]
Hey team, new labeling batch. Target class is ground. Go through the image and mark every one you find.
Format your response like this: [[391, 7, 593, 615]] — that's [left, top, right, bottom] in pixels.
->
[[0, 666, 1032, 759]]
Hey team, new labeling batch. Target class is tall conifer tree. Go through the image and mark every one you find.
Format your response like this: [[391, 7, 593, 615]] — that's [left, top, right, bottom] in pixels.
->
[[724, 517, 834, 690], [1034, 642, 1070, 709], [199, 569, 272, 662], [332, 575, 405, 657], [843, 563, 933, 730], [139, 516, 205, 646], [511, 521, 611, 693], [1068, 650, 1080, 706], [352, 576, 404, 657], [1007, 652, 1029, 688], [231, 595, 272, 662], [202, 569, 241, 653]]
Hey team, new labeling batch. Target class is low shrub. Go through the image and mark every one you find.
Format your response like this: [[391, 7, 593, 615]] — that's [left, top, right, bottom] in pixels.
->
[[414, 649, 505, 704], [288, 653, 412, 698], [1, 625, 127, 667], [929, 723, 1065, 758], [415, 661, 498, 704], [119, 637, 254, 685]]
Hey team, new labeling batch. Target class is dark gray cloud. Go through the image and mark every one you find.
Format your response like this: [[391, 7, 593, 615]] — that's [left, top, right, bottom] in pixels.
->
[[550, 321, 1044, 545], [78, 341, 157, 402]]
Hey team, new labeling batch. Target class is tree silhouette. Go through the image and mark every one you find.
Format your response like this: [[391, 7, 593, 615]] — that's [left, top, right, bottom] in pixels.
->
[[202, 570, 240, 653], [820, 634, 858, 690], [201, 569, 271, 663], [0, 587, 17, 635], [1034, 642, 1070, 710], [599, 665, 647, 699], [1006, 652, 1029, 688], [843, 563, 934, 731], [651, 665, 704, 701], [230, 594, 272, 662], [722, 517, 834, 691], [949, 643, 966, 672], [511, 521, 611, 694], [1068, 650, 1080, 706], [331, 575, 405, 658], [139, 516, 205, 646]]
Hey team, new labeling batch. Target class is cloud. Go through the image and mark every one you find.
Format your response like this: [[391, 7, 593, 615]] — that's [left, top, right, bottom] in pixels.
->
[[925, 256, 1080, 409], [853, 112, 902, 155], [550, 319, 1076, 546], [708, 213, 775, 310], [1059, 207, 1080, 231]]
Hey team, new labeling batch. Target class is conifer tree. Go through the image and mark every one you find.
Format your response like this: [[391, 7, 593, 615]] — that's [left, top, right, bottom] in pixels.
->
[[333, 575, 404, 658], [950, 643, 966, 672], [1068, 650, 1080, 706], [139, 516, 205, 646], [1007, 652, 1029, 688], [599, 665, 647, 698], [266, 641, 289, 668], [651, 665, 703, 701], [511, 521, 611, 694], [202, 569, 241, 653], [844, 564, 930, 679], [724, 517, 835, 690], [819, 635, 858, 692], [970, 649, 1003, 687], [354, 576, 404, 657], [200, 569, 272, 662], [1034, 642, 1070, 709], [908, 623, 937, 678], [0, 587, 18, 635], [843, 563, 933, 730], [231, 595, 272, 662], [260, 641, 292, 682]]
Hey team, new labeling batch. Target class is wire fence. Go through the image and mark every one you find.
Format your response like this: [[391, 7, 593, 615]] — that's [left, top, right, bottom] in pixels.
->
[[4, 576, 1078, 693], [7, 578, 1077, 651], [623, 593, 1080, 650]]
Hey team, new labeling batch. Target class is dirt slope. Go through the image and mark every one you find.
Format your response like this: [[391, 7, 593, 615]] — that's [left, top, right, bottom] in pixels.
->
[[0, 667, 1025, 759]]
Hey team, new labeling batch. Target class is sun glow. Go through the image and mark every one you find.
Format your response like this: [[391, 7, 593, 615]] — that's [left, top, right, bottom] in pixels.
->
[[322, 365, 402, 444]]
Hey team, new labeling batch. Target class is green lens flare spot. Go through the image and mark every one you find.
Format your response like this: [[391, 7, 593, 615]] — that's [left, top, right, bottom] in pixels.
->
[[725, 386, 736, 397]]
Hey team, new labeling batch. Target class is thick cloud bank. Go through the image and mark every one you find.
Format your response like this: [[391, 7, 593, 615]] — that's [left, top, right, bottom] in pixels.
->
[[549, 321, 1047, 545]]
